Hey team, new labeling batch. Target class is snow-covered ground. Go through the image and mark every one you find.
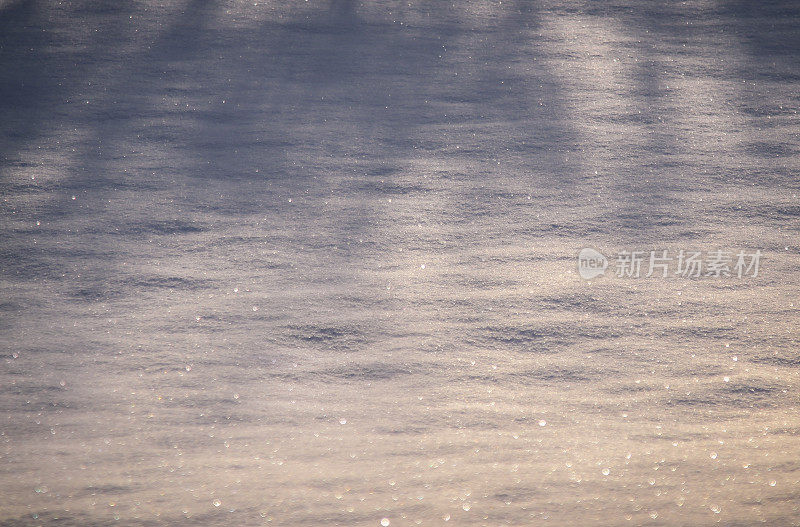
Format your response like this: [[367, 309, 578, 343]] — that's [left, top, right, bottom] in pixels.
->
[[1, 0, 799, 525]]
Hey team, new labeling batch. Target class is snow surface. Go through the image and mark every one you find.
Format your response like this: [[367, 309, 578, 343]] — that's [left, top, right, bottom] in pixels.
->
[[1, 0, 799, 525]]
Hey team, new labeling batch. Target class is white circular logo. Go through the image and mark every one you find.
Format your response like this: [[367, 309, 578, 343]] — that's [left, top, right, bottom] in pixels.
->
[[578, 248, 608, 279]]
